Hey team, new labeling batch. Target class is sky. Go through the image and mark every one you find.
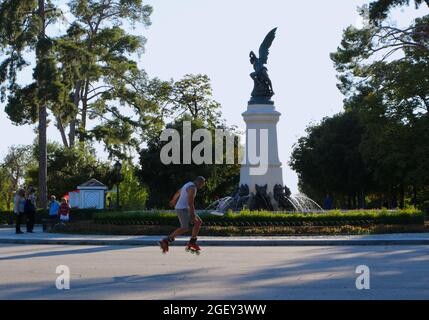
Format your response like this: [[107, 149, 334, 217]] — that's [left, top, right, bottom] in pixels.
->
[[0, 0, 426, 194]]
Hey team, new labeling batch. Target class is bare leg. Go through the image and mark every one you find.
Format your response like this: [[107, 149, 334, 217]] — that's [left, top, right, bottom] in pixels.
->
[[191, 215, 202, 238], [168, 227, 189, 240]]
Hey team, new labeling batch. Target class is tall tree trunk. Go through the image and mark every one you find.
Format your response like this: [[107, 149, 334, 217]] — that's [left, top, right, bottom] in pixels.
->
[[56, 116, 69, 148], [38, 107, 48, 208], [69, 119, 76, 147], [69, 81, 81, 147], [6, 192, 12, 211], [79, 80, 90, 143], [37, 0, 47, 209]]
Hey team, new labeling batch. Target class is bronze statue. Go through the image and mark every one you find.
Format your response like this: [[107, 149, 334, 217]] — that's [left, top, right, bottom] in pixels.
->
[[248, 184, 273, 211], [249, 28, 277, 104], [273, 184, 294, 211]]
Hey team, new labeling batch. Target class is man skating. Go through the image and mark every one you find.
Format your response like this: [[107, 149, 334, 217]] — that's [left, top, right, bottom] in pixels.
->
[[159, 176, 206, 254]]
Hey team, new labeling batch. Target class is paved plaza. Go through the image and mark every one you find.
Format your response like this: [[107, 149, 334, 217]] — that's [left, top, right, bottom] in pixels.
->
[[1, 243, 428, 300]]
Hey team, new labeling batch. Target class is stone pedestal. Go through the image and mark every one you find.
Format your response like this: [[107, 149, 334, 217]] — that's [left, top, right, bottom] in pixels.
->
[[239, 103, 283, 194]]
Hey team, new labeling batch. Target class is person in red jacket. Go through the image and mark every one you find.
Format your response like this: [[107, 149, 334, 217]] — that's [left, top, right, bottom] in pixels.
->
[[58, 198, 71, 222]]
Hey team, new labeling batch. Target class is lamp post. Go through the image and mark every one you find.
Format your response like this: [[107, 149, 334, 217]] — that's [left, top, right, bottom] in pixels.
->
[[114, 161, 122, 209]]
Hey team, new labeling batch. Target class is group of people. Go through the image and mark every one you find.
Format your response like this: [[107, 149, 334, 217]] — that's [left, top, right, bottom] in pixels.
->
[[13, 186, 37, 234], [13, 187, 71, 234], [48, 196, 71, 223]]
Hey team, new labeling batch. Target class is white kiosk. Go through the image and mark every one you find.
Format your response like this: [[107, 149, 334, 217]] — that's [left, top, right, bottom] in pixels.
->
[[76, 179, 108, 209]]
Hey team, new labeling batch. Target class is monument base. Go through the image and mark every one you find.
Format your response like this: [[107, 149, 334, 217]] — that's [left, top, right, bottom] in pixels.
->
[[239, 165, 284, 196], [239, 103, 283, 196]]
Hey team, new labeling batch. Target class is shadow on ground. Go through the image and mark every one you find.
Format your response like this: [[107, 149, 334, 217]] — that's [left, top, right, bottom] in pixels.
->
[[0, 245, 428, 299]]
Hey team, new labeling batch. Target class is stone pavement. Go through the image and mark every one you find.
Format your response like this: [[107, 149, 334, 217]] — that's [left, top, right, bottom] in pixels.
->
[[1, 226, 429, 246]]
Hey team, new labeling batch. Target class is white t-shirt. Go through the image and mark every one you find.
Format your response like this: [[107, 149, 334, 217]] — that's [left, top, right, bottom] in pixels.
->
[[175, 182, 197, 210]]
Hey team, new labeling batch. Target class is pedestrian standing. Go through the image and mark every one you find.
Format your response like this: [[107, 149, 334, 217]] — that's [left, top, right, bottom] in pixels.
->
[[25, 186, 37, 233], [48, 195, 60, 225], [323, 194, 333, 210], [58, 198, 71, 222], [13, 189, 26, 234]]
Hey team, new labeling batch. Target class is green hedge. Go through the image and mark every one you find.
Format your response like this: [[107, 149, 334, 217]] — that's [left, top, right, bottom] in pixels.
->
[[0, 210, 48, 224], [92, 208, 425, 227], [2, 208, 424, 227], [0, 208, 103, 224], [0, 212, 12, 224]]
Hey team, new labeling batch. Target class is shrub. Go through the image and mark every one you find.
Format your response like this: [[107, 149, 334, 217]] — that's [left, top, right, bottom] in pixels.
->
[[92, 208, 424, 226]]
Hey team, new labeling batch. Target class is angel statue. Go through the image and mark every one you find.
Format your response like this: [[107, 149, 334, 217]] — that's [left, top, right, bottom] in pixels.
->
[[249, 27, 277, 104]]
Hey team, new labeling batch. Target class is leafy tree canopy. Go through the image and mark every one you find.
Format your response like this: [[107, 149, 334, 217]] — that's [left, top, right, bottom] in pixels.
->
[[368, 0, 429, 22], [138, 116, 241, 209], [290, 112, 372, 207], [27, 142, 113, 198], [294, 0, 429, 209], [109, 160, 148, 210], [0, 145, 34, 210]]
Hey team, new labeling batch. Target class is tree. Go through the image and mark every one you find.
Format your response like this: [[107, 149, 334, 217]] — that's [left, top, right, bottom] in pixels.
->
[[290, 112, 372, 209], [27, 142, 112, 199], [0, 166, 10, 210], [54, 0, 155, 157], [0, 0, 157, 204], [368, 0, 429, 22], [0, 0, 66, 208], [168, 74, 223, 127], [112, 161, 148, 210], [138, 116, 240, 209], [136, 73, 233, 208], [1, 1, 157, 162], [328, 1, 429, 209], [358, 118, 426, 208], [0, 145, 34, 211], [138, 74, 225, 133]]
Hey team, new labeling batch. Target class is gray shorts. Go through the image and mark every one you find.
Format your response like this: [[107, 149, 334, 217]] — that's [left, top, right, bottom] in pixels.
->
[[176, 209, 191, 228]]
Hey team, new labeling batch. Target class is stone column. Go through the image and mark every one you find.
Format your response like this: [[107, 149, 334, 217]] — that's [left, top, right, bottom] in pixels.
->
[[239, 103, 283, 194]]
